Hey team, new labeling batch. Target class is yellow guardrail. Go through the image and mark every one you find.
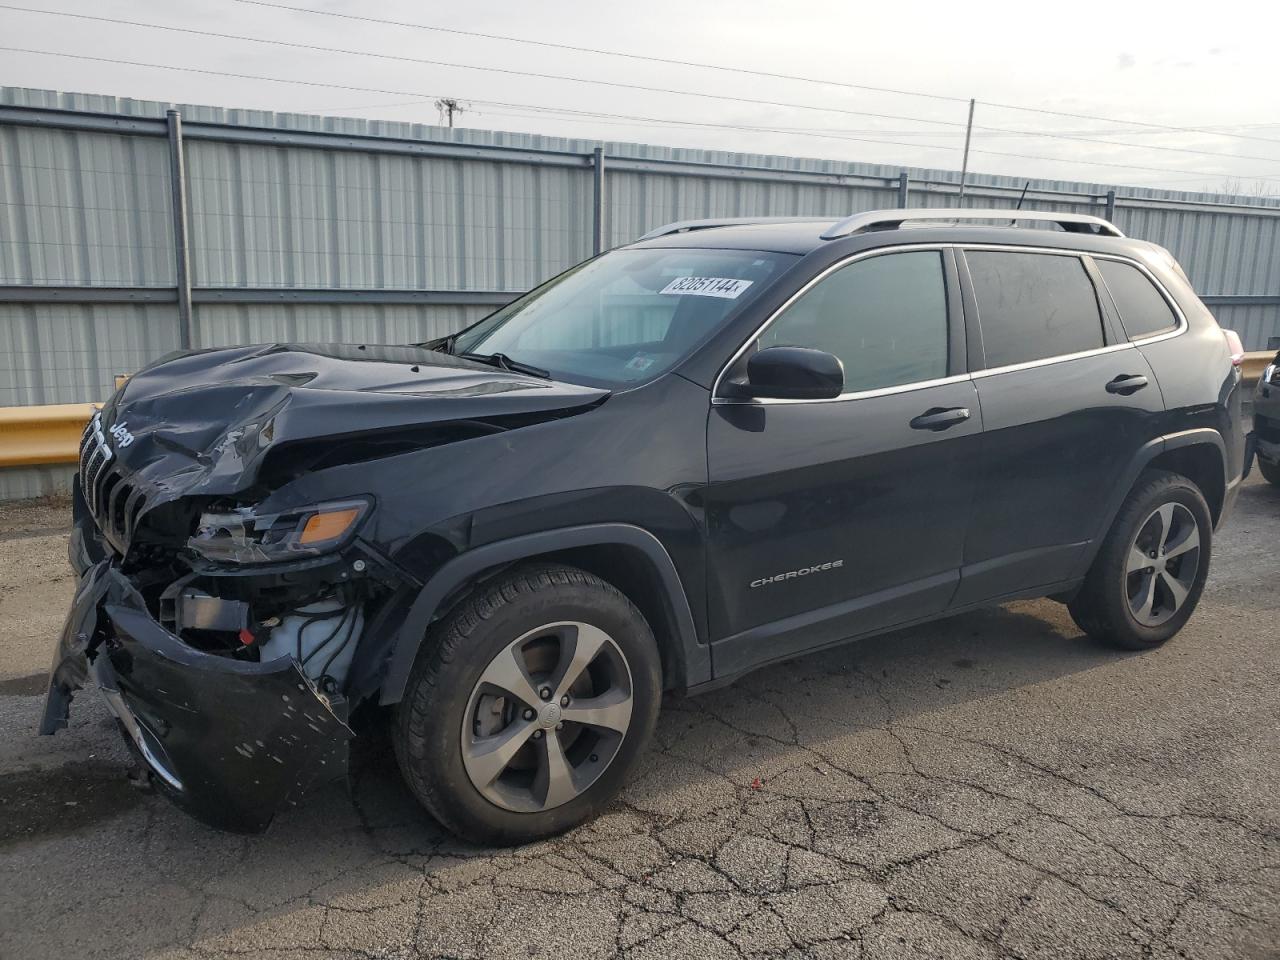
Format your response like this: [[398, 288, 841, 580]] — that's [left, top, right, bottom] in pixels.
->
[[0, 352, 1274, 470], [1242, 351, 1271, 386], [0, 402, 101, 468]]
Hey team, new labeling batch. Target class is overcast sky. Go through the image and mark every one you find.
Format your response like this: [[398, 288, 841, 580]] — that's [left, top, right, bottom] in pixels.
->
[[4, 0, 1280, 196]]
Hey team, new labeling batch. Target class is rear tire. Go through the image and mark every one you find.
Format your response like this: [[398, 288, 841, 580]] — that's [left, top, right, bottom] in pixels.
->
[[1260, 457, 1280, 487], [393, 564, 661, 846], [1069, 470, 1212, 650]]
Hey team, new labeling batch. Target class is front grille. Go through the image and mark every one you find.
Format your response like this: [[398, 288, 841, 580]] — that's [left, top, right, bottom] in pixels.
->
[[79, 412, 146, 548], [79, 412, 114, 515]]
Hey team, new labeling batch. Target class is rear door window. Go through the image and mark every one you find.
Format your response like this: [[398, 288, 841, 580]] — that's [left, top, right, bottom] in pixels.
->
[[966, 251, 1106, 369], [1095, 258, 1179, 340]]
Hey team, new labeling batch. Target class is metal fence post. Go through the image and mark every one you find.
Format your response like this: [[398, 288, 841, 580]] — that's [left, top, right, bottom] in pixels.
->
[[166, 110, 194, 350], [1104, 189, 1117, 223], [897, 170, 909, 208], [592, 146, 606, 255]]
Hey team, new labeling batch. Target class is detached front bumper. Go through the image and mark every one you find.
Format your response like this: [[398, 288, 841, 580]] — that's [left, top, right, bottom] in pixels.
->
[[40, 561, 352, 833]]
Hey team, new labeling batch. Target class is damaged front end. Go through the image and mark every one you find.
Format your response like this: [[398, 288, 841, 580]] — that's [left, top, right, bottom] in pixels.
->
[[42, 468, 399, 832], [43, 467, 404, 831], [40, 341, 608, 832], [41, 559, 354, 832]]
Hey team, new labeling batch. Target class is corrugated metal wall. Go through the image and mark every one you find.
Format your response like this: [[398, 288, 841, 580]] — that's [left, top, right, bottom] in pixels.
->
[[1, 302, 180, 406], [193, 303, 492, 350], [2, 85, 1279, 499], [185, 144, 592, 290], [0, 124, 174, 287]]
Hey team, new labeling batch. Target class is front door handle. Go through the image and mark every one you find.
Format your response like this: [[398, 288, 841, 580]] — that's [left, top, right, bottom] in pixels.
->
[[1106, 374, 1149, 395], [909, 407, 971, 431]]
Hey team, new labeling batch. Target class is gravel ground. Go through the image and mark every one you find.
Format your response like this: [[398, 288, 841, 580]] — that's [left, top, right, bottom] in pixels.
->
[[0, 479, 1277, 960]]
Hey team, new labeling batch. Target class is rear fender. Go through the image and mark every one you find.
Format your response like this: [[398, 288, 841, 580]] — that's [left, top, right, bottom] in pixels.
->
[[1077, 429, 1228, 578]]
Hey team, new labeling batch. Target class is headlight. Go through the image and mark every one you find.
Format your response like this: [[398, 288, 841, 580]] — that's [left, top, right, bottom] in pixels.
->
[[1265, 363, 1277, 385], [188, 498, 370, 564]]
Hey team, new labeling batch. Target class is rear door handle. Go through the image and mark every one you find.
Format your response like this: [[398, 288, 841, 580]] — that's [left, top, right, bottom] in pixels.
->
[[909, 407, 971, 431], [1106, 374, 1149, 395]]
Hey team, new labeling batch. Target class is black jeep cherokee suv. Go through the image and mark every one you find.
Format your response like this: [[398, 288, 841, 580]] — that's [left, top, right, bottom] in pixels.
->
[[42, 208, 1249, 844]]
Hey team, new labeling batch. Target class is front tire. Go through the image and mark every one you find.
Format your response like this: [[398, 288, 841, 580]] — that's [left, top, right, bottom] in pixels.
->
[[1069, 470, 1212, 650], [393, 564, 661, 845]]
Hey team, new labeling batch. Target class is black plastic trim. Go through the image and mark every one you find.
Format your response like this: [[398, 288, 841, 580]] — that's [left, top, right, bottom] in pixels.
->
[[1085, 428, 1229, 562], [379, 523, 705, 704]]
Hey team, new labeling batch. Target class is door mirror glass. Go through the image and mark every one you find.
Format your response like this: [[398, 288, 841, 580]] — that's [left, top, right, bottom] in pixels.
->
[[726, 346, 844, 400]]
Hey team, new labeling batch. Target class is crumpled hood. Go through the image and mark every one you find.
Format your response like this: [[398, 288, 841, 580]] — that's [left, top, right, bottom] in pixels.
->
[[97, 342, 609, 511]]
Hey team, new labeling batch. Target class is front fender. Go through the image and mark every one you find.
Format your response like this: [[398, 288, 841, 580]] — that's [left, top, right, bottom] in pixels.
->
[[377, 523, 706, 704]]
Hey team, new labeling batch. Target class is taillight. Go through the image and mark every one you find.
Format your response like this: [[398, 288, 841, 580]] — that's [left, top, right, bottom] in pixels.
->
[[1222, 329, 1246, 367]]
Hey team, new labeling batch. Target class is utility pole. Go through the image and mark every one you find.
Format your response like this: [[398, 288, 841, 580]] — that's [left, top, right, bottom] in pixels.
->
[[434, 98, 465, 128], [957, 98, 975, 203]]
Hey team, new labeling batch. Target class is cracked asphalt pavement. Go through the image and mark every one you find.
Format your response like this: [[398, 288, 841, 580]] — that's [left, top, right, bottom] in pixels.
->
[[1, 478, 1277, 960]]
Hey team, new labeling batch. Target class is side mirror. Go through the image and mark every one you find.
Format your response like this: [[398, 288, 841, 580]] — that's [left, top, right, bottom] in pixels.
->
[[723, 346, 844, 400]]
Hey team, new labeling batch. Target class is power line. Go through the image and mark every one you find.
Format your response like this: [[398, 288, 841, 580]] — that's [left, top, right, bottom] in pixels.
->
[[0, 5, 971, 134], [8, 4, 1280, 167], [294, 93, 1280, 140], [232, 0, 970, 106], [231, 0, 1280, 148], [330, 101, 1280, 142], [5, 45, 1280, 184]]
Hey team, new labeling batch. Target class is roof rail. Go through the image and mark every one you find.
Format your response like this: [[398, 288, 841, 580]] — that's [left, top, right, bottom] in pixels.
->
[[638, 216, 825, 241], [819, 208, 1124, 240]]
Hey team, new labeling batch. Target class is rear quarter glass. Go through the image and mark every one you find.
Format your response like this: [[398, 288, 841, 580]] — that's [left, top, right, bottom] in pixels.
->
[[1096, 258, 1180, 340]]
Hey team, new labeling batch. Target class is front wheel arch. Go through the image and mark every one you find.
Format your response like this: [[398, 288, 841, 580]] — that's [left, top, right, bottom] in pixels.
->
[[378, 524, 705, 705]]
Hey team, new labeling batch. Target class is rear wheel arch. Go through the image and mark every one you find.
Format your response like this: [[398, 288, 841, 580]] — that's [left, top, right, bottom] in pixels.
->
[[1096, 431, 1228, 542], [379, 524, 705, 704], [1146, 438, 1226, 524]]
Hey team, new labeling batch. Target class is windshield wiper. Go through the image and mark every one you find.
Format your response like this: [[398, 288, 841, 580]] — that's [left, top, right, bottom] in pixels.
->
[[459, 352, 551, 379]]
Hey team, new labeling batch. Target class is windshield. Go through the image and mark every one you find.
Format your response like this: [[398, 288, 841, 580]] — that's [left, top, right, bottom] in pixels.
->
[[451, 248, 796, 388]]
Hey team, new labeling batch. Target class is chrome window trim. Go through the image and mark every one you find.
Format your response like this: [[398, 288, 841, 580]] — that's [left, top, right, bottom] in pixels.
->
[[970, 342, 1133, 379], [710, 242, 1191, 405], [1087, 252, 1190, 347], [711, 243, 953, 406], [712, 372, 975, 406]]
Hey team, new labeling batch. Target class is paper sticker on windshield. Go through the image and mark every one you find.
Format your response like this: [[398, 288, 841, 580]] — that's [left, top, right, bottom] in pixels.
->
[[659, 277, 753, 299]]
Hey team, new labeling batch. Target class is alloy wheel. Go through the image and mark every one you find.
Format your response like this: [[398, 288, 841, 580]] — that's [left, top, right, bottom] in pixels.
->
[[460, 621, 634, 813], [1125, 502, 1201, 627]]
